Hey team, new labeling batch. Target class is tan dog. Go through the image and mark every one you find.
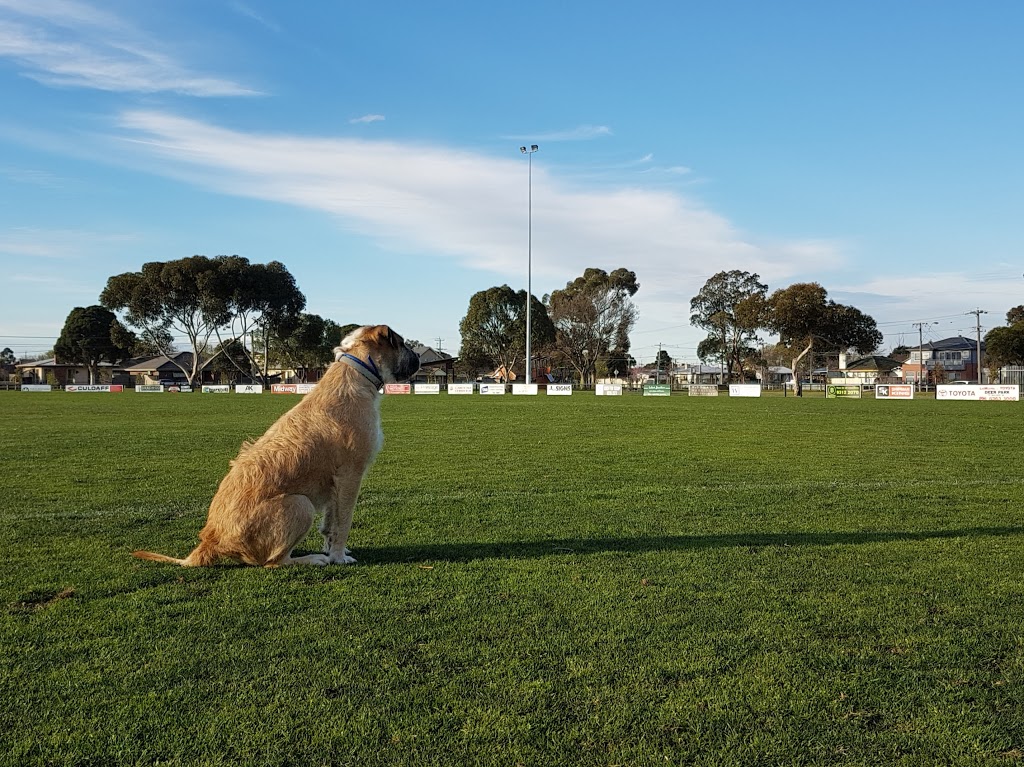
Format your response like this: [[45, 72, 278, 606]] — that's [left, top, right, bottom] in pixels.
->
[[132, 325, 419, 567]]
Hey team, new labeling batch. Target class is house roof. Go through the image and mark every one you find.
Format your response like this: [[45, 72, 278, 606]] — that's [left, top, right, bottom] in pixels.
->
[[119, 352, 197, 374], [922, 335, 985, 351], [844, 355, 901, 372], [411, 345, 456, 365]]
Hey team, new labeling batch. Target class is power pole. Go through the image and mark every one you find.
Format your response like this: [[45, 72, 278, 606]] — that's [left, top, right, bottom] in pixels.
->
[[966, 308, 988, 383], [434, 337, 444, 354], [912, 321, 936, 392]]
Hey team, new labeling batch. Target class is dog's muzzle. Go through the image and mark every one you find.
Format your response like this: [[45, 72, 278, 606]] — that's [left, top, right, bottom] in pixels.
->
[[396, 347, 421, 381]]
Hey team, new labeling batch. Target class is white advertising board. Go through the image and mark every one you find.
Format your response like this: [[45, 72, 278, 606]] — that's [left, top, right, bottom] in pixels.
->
[[479, 383, 505, 395], [875, 384, 914, 400], [596, 384, 623, 396], [202, 385, 231, 394], [547, 384, 573, 395], [21, 384, 52, 392], [137, 385, 163, 393], [67, 385, 123, 393], [384, 383, 411, 394], [234, 384, 263, 395], [296, 383, 317, 394], [728, 384, 761, 398], [936, 384, 1020, 401], [448, 383, 474, 395], [415, 383, 441, 394], [512, 384, 538, 395], [689, 384, 719, 397]]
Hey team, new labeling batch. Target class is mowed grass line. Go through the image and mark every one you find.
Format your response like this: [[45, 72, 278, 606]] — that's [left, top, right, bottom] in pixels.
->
[[1, 392, 1022, 766]]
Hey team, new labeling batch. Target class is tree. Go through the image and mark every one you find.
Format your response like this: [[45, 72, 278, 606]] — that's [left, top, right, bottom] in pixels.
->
[[547, 268, 639, 388], [267, 313, 343, 382], [0, 347, 15, 366], [1006, 305, 1024, 326], [690, 270, 767, 383], [100, 255, 306, 387], [985, 323, 1024, 370], [101, 256, 231, 386], [54, 306, 135, 384], [215, 258, 306, 384], [755, 282, 882, 392], [459, 285, 554, 378]]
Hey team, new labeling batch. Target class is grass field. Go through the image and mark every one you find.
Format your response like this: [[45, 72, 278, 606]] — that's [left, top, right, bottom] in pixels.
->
[[2, 390, 1023, 766]]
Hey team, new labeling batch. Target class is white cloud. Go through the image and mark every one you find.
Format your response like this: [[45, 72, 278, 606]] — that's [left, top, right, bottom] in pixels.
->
[[350, 114, 385, 124], [111, 109, 843, 349], [0, 1, 259, 95], [507, 125, 613, 142]]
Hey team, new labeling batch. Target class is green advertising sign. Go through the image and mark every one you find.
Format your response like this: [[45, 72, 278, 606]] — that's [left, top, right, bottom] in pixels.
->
[[826, 384, 862, 399], [643, 384, 672, 396]]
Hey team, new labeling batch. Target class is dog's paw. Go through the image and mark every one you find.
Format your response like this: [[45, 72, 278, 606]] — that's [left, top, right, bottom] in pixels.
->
[[327, 551, 357, 565]]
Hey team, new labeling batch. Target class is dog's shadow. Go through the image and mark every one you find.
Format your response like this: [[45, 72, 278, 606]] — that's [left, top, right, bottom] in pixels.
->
[[351, 526, 1024, 566]]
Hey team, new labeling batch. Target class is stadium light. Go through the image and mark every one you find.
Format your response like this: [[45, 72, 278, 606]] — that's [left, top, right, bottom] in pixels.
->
[[520, 144, 538, 384]]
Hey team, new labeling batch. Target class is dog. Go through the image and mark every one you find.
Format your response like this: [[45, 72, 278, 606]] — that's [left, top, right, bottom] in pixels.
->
[[132, 324, 420, 567]]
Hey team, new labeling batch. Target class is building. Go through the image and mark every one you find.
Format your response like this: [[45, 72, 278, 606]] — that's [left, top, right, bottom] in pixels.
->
[[834, 354, 903, 384], [410, 344, 458, 384], [902, 336, 986, 384]]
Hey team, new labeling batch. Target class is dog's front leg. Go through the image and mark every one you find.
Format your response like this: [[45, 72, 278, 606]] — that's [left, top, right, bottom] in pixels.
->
[[320, 473, 362, 564]]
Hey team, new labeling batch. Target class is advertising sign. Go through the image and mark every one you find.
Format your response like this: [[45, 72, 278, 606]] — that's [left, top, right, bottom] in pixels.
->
[[826, 385, 863, 399], [234, 384, 263, 395], [936, 384, 1020, 401], [202, 385, 231, 394], [479, 383, 505, 395], [66, 385, 123, 393], [137, 385, 163, 393], [448, 383, 474, 395], [728, 384, 761, 398], [296, 383, 317, 394], [415, 383, 441, 394], [875, 384, 914, 400], [21, 384, 52, 392], [547, 384, 573, 395], [643, 384, 671, 396], [596, 384, 623, 396], [512, 384, 538, 395], [271, 384, 298, 394], [384, 383, 411, 394], [689, 384, 719, 397]]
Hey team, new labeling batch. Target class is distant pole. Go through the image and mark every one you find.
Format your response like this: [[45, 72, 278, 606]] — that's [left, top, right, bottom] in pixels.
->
[[912, 321, 935, 392], [520, 144, 538, 385], [967, 308, 988, 383]]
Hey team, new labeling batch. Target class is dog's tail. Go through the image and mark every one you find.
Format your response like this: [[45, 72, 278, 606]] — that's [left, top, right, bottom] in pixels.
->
[[132, 539, 219, 567]]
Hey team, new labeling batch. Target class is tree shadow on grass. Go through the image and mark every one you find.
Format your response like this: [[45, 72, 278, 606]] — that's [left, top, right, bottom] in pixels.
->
[[357, 526, 1024, 565]]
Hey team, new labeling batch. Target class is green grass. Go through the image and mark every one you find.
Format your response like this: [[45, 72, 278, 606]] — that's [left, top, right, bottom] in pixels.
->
[[2, 391, 1023, 766]]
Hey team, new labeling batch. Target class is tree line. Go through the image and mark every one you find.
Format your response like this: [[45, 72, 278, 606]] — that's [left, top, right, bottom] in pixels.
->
[[32, 254, 1020, 389], [48, 256, 354, 386]]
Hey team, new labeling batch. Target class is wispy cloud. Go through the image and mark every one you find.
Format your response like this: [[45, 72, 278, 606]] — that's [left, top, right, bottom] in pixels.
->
[[0, 0, 259, 96], [506, 125, 613, 142], [229, 1, 282, 34], [112, 109, 841, 335], [0, 226, 137, 259], [350, 114, 385, 124]]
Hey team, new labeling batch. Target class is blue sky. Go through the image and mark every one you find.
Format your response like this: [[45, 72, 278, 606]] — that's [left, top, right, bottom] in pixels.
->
[[2, 0, 1022, 364]]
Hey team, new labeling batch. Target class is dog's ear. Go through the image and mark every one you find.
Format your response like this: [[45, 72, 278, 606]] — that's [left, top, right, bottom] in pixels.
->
[[366, 325, 403, 349]]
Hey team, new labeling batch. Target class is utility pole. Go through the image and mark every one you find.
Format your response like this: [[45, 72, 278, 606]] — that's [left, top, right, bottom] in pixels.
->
[[912, 322, 936, 393], [434, 337, 444, 354], [966, 308, 988, 383]]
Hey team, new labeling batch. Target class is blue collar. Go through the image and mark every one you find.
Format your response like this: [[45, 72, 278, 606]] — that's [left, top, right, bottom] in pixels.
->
[[339, 353, 383, 390]]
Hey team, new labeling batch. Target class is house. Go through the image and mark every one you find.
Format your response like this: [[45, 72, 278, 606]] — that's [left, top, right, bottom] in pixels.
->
[[15, 357, 132, 386], [902, 336, 985, 384], [410, 344, 458, 384], [834, 354, 902, 384]]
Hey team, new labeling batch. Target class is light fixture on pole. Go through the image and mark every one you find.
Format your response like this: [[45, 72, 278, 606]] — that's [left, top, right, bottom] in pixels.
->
[[520, 144, 538, 385]]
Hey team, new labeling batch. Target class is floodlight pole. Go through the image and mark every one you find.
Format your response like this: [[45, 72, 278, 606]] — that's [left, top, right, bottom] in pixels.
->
[[520, 144, 538, 385]]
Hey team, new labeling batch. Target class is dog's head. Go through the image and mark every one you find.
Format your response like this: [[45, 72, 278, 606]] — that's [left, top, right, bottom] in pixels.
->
[[335, 325, 420, 383]]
